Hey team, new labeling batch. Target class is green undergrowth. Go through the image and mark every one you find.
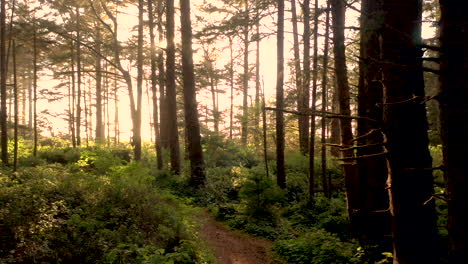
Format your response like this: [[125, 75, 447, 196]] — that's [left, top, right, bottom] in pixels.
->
[[0, 146, 215, 264], [155, 143, 380, 263]]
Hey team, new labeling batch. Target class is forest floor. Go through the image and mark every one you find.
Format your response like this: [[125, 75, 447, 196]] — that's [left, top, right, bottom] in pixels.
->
[[198, 211, 274, 264]]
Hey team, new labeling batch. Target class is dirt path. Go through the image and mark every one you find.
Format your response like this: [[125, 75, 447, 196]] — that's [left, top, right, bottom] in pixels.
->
[[198, 211, 273, 264]]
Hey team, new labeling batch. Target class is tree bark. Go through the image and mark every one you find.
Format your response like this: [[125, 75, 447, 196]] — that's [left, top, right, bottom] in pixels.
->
[[148, 0, 163, 169], [438, 0, 468, 262], [133, 0, 145, 161], [154, 0, 167, 150], [12, 40, 17, 171], [308, 0, 319, 205], [76, 9, 82, 146], [0, 0, 7, 163], [229, 36, 234, 140], [292, 0, 305, 155], [33, 26, 38, 157], [276, 0, 286, 189], [382, 1, 439, 263], [320, 2, 331, 198], [301, 0, 311, 155], [94, 8, 105, 143], [254, 8, 261, 147], [356, 0, 391, 248], [180, 0, 205, 187], [241, 0, 249, 145], [166, 0, 181, 173]]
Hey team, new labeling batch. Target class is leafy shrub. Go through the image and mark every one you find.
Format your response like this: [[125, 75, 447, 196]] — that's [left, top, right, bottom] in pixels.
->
[[273, 228, 359, 264], [76, 148, 127, 174], [239, 167, 284, 219], [0, 162, 213, 263], [38, 147, 81, 164], [202, 134, 258, 168]]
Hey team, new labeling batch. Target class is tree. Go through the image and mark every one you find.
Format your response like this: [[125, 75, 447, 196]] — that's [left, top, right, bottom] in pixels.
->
[[166, 0, 181, 173], [133, 0, 144, 160], [148, 0, 163, 169], [12, 40, 18, 171], [308, 0, 320, 205], [355, 0, 390, 248], [438, 0, 468, 262], [320, 1, 330, 198], [381, 0, 438, 262], [180, 0, 205, 187], [0, 0, 7, 163], [301, 0, 311, 155], [94, 4, 105, 144], [241, 0, 249, 145], [275, 0, 285, 189]]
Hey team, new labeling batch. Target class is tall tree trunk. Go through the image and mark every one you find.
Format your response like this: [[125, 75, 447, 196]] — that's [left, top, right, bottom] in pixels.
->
[[114, 68, 119, 145], [21, 72, 26, 126], [301, 0, 311, 154], [276, 0, 286, 189], [69, 41, 76, 147], [229, 36, 234, 140], [0, 0, 7, 163], [330, 0, 358, 228], [320, 2, 331, 198], [156, 0, 167, 149], [209, 75, 219, 134], [355, 0, 391, 248], [382, 1, 438, 263], [329, 79, 340, 157], [76, 11, 82, 146], [12, 40, 17, 171], [133, 0, 144, 161], [292, 0, 305, 154], [166, 0, 181, 173], [33, 27, 38, 157], [28, 68, 32, 129], [180, 0, 205, 187], [148, 0, 163, 169], [84, 79, 89, 146], [94, 14, 105, 143], [308, 0, 320, 205], [438, 0, 468, 262], [241, 0, 249, 145], [261, 80, 269, 178], [254, 8, 260, 146]]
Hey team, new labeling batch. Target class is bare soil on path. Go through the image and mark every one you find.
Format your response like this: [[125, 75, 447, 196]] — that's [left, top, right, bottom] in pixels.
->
[[198, 211, 273, 264]]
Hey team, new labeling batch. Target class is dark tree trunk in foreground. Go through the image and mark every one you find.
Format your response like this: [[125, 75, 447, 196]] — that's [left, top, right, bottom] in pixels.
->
[[0, 0, 7, 163], [166, 0, 181, 173], [180, 0, 205, 187], [382, 1, 438, 263], [148, 0, 163, 169], [438, 0, 468, 262], [356, 0, 391, 248], [276, 0, 285, 189], [330, 0, 357, 227]]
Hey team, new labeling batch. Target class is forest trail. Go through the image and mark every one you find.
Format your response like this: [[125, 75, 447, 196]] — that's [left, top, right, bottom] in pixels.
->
[[198, 211, 273, 264]]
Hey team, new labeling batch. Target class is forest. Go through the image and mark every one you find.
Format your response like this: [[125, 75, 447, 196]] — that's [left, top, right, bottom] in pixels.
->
[[0, 0, 466, 263]]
